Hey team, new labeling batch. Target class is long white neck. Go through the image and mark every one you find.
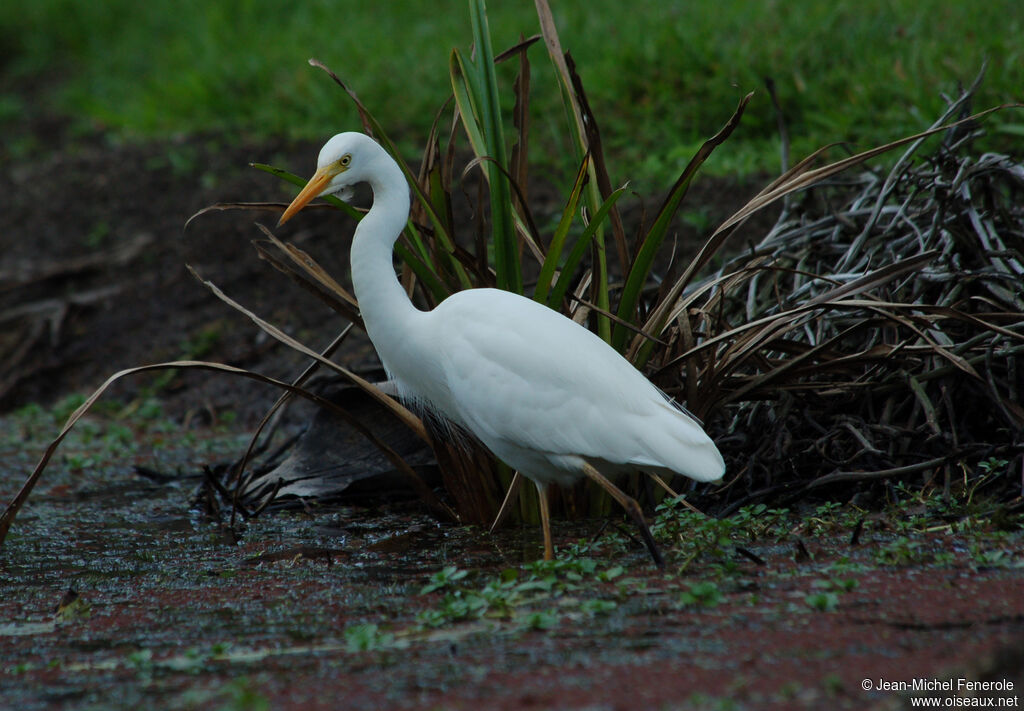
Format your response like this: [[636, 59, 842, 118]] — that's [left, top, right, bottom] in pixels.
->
[[348, 153, 420, 382]]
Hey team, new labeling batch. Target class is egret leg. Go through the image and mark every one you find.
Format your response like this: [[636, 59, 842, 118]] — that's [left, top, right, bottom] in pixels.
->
[[535, 482, 554, 561], [581, 462, 664, 569]]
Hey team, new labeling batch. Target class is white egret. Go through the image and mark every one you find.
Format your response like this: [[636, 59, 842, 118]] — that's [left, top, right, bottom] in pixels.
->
[[278, 132, 725, 566]]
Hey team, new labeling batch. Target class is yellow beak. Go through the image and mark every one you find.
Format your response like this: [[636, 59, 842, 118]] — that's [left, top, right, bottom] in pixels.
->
[[278, 165, 335, 227]]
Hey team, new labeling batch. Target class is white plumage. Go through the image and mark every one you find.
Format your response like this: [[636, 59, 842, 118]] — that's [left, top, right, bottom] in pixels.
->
[[279, 132, 725, 565], [428, 289, 725, 487]]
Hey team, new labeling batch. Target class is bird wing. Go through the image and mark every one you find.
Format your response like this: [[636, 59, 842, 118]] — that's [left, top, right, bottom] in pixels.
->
[[424, 289, 724, 483]]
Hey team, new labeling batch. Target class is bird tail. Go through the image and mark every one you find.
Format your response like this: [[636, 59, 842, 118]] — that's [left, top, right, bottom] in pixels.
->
[[637, 406, 726, 483]]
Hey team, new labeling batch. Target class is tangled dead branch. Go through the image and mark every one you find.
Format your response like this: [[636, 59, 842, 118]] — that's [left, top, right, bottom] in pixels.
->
[[675, 96, 1024, 509]]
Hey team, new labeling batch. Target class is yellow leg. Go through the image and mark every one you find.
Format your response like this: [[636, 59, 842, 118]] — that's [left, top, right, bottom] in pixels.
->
[[536, 482, 554, 561], [581, 462, 664, 569]]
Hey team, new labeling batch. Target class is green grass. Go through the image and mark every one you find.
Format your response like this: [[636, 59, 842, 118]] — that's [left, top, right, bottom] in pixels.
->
[[3, 0, 1021, 182]]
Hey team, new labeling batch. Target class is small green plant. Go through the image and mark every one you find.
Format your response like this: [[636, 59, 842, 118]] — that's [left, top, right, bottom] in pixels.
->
[[6, 661, 35, 675], [822, 673, 845, 697], [417, 557, 629, 628], [824, 578, 858, 593], [874, 536, 921, 565], [731, 503, 792, 540], [420, 565, 468, 594], [655, 501, 793, 571], [598, 565, 625, 583], [873, 536, 955, 566], [814, 501, 842, 517], [84, 219, 110, 248], [343, 623, 398, 652], [969, 546, 1020, 569], [679, 581, 723, 608], [805, 591, 840, 612], [61, 453, 96, 471], [709, 558, 742, 577], [821, 558, 866, 576], [804, 576, 858, 613], [653, 503, 730, 551], [978, 457, 1009, 476], [418, 570, 521, 628], [681, 692, 740, 711], [801, 501, 863, 534], [217, 677, 272, 711], [162, 646, 212, 674], [523, 611, 559, 631], [124, 648, 155, 681], [580, 599, 617, 616]]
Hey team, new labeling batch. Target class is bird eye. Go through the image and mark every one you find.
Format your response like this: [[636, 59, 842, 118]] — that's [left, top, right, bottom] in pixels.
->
[[339, 154, 352, 168]]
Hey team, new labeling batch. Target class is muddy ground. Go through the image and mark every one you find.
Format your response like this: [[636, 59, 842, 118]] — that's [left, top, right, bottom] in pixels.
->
[[1, 131, 1022, 709]]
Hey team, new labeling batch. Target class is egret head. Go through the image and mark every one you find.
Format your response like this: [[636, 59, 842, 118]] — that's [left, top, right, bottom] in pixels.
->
[[278, 132, 383, 226]]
